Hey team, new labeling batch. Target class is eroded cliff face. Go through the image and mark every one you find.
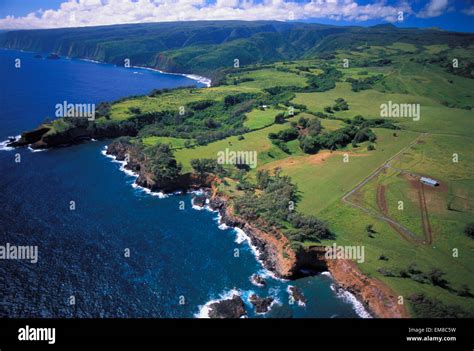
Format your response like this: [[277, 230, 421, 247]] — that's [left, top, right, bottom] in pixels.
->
[[208, 193, 298, 279], [9, 122, 136, 149], [106, 140, 408, 317], [19, 136, 404, 318], [325, 257, 409, 318], [106, 138, 215, 193]]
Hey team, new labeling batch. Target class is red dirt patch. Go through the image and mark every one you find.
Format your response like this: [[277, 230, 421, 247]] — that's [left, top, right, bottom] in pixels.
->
[[407, 176, 433, 244], [376, 185, 388, 214]]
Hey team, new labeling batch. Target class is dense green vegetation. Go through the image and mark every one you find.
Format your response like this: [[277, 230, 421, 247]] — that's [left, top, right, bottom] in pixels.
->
[[2, 20, 472, 78], [233, 170, 333, 248], [7, 22, 474, 317]]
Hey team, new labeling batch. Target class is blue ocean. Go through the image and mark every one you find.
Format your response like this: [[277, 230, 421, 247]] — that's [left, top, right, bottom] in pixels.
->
[[0, 49, 365, 318]]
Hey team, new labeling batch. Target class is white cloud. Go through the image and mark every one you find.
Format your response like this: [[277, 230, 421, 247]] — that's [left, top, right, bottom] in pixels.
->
[[417, 0, 449, 18], [0, 0, 414, 30], [463, 5, 474, 16]]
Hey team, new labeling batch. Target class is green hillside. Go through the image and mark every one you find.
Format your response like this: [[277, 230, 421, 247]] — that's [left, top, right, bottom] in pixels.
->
[[1, 20, 472, 78]]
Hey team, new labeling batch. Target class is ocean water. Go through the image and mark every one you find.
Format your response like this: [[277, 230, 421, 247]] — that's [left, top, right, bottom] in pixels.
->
[[0, 49, 364, 318]]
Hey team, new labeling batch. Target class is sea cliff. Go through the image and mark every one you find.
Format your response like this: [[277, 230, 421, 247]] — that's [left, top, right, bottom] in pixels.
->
[[104, 138, 408, 318]]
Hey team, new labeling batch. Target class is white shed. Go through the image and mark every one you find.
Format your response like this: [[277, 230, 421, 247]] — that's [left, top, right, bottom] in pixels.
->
[[420, 177, 439, 187]]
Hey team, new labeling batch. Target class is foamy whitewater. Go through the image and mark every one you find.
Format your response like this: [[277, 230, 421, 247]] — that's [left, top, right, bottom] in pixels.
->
[[101, 146, 168, 198], [330, 283, 372, 318], [132, 65, 212, 88], [0, 135, 20, 152], [0, 48, 367, 318]]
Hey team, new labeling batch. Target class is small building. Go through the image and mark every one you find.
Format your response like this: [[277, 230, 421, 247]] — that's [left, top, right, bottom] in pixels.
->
[[420, 177, 439, 187]]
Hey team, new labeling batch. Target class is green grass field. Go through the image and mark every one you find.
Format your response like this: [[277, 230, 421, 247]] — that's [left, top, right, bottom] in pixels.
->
[[244, 107, 281, 130], [227, 68, 308, 88], [141, 136, 193, 149], [110, 85, 260, 120], [113, 46, 474, 316], [277, 129, 419, 214], [174, 122, 294, 172], [339, 130, 474, 315]]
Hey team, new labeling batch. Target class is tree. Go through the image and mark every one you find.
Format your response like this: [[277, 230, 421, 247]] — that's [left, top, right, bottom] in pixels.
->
[[464, 222, 474, 238], [427, 268, 448, 287], [256, 169, 270, 189], [457, 284, 473, 297], [274, 113, 286, 124], [145, 143, 182, 182], [190, 158, 223, 175], [299, 136, 320, 154]]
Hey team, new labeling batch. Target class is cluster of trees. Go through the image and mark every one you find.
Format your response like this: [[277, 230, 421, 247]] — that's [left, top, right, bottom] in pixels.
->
[[296, 116, 322, 135], [324, 97, 349, 114], [267, 113, 378, 155], [264, 67, 343, 96], [190, 158, 225, 177], [346, 74, 384, 92], [224, 92, 257, 107], [415, 54, 474, 79], [408, 293, 473, 318], [233, 170, 333, 245], [378, 262, 473, 299], [332, 97, 349, 111], [306, 67, 343, 92], [143, 143, 182, 183], [299, 125, 375, 154], [347, 115, 399, 130], [130, 92, 262, 145], [268, 127, 299, 153]]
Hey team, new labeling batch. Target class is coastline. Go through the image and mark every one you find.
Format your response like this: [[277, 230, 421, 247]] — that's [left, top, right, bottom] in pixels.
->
[[0, 47, 213, 88], [102, 143, 383, 318], [130, 65, 212, 88], [2, 48, 403, 318]]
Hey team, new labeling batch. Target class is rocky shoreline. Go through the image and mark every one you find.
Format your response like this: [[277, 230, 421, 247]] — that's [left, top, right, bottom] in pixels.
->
[[104, 139, 408, 318], [7, 133, 408, 318], [7, 122, 136, 150]]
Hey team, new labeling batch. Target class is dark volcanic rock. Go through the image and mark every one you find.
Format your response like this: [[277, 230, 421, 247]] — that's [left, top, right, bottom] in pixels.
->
[[250, 274, 266, 287], [8, 126, 51, 147], [208, 295, 246, 318], [192, 195, 207, 208], [288, 286, 307, 306], [106, 138, 215, 193], [249, 294, 274, 314]]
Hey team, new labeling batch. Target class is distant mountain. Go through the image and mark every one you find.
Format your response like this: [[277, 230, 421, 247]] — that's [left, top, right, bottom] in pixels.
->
[[0, 20, 472, 77]]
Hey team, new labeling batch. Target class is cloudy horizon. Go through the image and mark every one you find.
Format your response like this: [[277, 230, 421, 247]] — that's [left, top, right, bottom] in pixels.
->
[[0, 0, 472, 32]]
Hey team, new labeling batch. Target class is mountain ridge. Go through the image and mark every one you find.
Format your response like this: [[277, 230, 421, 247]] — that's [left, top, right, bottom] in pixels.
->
[[1, 20, 472, 77]]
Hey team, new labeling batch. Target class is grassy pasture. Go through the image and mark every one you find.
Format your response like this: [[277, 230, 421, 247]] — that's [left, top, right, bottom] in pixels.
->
[[118, 52, 474, 316], [263, 129, 419, 214], [141, 136, 192, 149], [337, 133, 474, 314], [244, 107, 280, 130], [228, 68, 308, 88], [174, 122, 294, 172], [110, 85, 260, 120]]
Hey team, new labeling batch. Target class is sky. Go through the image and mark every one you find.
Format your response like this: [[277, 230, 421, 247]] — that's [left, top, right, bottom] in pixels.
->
[[0, 0, 472, 32]]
